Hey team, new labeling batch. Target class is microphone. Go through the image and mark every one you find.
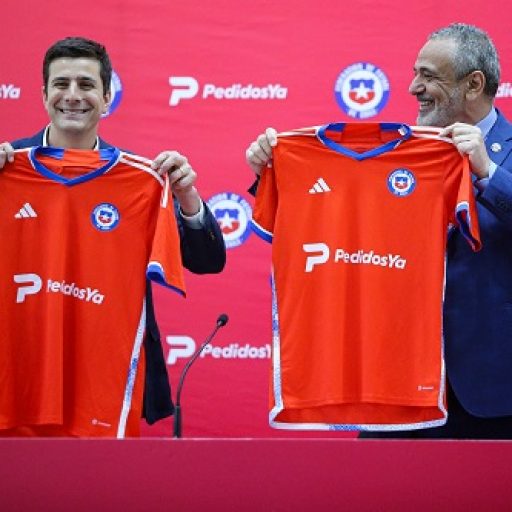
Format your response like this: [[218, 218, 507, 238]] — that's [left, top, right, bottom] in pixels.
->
[[173, 313, 229, 438]]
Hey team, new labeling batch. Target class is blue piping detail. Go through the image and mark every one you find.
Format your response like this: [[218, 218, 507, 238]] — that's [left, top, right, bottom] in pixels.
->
[[455, 205, 480, 250], [250, 219, 273, 243], [29, 146, 121, 186], [316, 123, 412, 160], [147, 263, 186, 297]]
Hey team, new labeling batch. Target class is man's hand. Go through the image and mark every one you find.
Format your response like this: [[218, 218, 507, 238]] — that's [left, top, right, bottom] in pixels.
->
[[0, 142, 15, 169], [151, 150, 201, 216], [245, 128, 278, 177], [439, 123, 491, 179]]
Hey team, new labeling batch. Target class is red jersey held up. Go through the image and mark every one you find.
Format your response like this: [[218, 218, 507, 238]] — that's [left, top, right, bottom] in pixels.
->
[[0, 147, 185, 438], [251, 122, 481, 432]]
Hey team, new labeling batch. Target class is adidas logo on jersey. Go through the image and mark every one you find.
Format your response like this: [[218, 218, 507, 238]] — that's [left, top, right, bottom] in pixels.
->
[[309, 178, 331, 194], [14, 203, 37, 219]]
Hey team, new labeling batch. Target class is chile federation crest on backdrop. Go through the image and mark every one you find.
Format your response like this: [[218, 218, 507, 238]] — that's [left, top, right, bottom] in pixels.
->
[[207, 192, 252, 249], [101, 70, 123, 118], [334, 62, 390, 119]]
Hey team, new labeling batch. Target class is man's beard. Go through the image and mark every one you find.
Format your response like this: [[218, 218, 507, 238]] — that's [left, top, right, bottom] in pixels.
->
[[416, 88, 464, 128]]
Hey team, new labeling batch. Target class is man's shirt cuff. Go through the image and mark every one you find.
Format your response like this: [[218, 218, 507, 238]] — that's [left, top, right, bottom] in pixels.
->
[[475, 161, 497, 191], [180, 200, 206, 229]]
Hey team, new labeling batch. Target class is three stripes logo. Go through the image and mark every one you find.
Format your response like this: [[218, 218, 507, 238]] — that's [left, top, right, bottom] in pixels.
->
[[309, 177, 331, 194], [14, 203, 37, 219]]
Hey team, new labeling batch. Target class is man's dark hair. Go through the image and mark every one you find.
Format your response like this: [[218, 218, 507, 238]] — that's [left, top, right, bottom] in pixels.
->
[[43, 36, 112, 95], [429, 23, 500, 98]]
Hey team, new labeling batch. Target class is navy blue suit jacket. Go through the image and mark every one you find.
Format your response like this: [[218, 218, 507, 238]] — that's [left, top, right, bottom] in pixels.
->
[[12, 130, 226, 424], [444, 110, 512, 417]]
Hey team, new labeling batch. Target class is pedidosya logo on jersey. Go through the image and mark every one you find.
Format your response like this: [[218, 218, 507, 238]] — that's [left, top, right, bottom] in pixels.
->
[[334, 62, 390, 119], [387, 168, 416, 197], [101, 70, 123, 118], [91, 203, 120, 231], [13, 273, 105, 305], [303, 243, 407, 272], [207, 192, 252, 249]]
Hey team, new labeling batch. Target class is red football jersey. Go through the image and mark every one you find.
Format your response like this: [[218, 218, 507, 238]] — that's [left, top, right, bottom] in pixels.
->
[[0, 147, 185, 437], [251, 123, 480, 432]]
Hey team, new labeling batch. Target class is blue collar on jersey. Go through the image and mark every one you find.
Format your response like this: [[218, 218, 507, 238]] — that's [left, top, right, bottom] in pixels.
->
[[29, 146, 121, 186], [316, 122, 412, 160]]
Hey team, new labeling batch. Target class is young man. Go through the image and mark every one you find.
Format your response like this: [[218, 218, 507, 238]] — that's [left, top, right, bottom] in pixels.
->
[[0, 36, 226, 431], [246, 23, 512, 439]]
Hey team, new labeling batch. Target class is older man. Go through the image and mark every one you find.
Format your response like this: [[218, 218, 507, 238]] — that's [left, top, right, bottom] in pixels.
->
[[246, 23, 512, 439]]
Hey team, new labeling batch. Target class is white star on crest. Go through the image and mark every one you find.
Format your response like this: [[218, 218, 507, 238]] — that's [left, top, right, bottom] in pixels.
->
[[353, 82, 371, 99], [218, 211, 234, 229]]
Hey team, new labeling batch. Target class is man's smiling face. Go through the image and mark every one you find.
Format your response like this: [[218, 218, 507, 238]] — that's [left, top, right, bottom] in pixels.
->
[[43, 57, 110, 141], [409, 38, 469, 127]]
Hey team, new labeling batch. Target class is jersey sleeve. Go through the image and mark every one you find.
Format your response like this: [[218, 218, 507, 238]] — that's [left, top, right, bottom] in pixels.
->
[[146, 177, 186, 296], [451, 154, 481, 252], [250, 158, 278, 243]]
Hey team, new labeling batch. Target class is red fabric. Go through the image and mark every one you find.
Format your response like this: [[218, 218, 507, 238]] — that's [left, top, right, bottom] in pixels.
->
[[0, 149, 184, 437], [0, 0, 510, 437]]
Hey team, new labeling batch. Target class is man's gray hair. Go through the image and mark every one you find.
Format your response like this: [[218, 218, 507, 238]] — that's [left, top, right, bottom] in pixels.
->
[[429, 23, 500, 98]]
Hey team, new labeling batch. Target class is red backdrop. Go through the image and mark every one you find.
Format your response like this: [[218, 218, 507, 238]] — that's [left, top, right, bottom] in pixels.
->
[[1, 0, 511, 437]]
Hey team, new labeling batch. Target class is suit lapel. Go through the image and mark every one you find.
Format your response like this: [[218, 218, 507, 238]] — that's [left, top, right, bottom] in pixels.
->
[[486, 109, 512, 166]]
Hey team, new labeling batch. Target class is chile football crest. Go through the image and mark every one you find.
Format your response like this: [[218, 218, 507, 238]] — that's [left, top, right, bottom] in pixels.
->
[[334, 62, 390, 119], [91, 203, 120, 231], [387, 169, 416, 197]]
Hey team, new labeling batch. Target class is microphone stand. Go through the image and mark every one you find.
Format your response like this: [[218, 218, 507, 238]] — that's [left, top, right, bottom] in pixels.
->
[[173, 314, 228, 438]]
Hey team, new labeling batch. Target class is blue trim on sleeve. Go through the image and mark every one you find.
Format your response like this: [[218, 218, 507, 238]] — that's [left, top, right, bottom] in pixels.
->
[[147, 262, 185, 297], [317, 122, 412, 160], [455, 203, 480, 251], [250, 219, 273, 243], [29, 146, 121, 186]]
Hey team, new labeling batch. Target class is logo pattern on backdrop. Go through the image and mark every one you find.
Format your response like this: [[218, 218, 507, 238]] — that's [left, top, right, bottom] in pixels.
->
[[334, 62, 390, 119], [207, 192, 252, 249], [101, 70, 123, 118], [169, 76, 288, 106]]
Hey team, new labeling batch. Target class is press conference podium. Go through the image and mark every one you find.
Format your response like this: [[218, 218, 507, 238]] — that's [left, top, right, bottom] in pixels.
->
[[1, 438, 511, 511]]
